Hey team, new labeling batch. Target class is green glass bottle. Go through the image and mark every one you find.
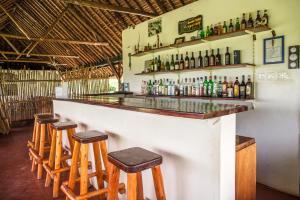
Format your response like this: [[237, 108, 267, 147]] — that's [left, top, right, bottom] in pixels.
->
[[203, 76, 209, 96], [208, 76, 214, 97]]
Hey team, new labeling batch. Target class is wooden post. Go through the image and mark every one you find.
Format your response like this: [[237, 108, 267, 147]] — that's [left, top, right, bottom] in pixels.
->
[[53, 130, 62, 198]]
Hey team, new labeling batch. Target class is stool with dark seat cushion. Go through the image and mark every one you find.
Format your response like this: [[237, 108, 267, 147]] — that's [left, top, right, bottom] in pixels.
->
[[61, 130, 125, 200], [43, 121, 77, 198], [108, 147, 166, 200], [29, 117, 58, 179]]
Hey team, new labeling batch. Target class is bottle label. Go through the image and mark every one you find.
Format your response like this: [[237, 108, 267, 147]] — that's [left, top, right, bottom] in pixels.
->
[[234, 86, 239, 97], [227, 88, 233, 97], [246, 85, 251, 95]]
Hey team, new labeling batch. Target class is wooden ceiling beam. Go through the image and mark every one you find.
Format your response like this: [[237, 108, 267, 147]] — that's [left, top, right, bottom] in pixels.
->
[[0, 51, 79, 59], [0, 59, 50, 64], [0, 4, 30, 39], [1, 36, 20, 54], [1, 53, 8, 60], [151, 0, 167, 13], [106, 57, 120, 80], [62, 0, 157, 18]]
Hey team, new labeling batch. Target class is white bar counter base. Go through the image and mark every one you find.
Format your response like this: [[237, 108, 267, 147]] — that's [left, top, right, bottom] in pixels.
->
[[54, 99, 236, 200]]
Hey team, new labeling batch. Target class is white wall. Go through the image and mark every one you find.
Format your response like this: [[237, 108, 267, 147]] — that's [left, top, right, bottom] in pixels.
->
[[122, 0, 300, 196]]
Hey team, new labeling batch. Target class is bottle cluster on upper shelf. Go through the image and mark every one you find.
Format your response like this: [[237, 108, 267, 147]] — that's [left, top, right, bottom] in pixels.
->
[[141, 75, 254, 100], [144, 47, 242, 73]]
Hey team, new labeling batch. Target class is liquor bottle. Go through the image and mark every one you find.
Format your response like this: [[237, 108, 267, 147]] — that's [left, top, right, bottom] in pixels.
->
[[239, 75, 246, 99], [217, 76, 223, 97], [199, 77, 204, 96], [160, 58, 165, 71], [206, 26, 211, 37], [222, 76, 228, 97], [195, 77, 200, 96], [203, 76, 209, 96], [235, 18, 240, 31], [233, 77, 240, 98], [246, 75, 253, 99], [158, 79, 163, 95], [175, 54, 179, 70], [209, 49, 215, 66], [180, 54, 184, 70], [157, 55, 161, 71], [210, 24, 214, 36], [167, 79, 171, 96], [228, 19, 234, 32], [154, 80, 158, 95], [165, 56, 170, 71], [179, 79, 184, 96], [172, 81, 176, 96], [184, 52, 190, 69], [184, 78, 188, 96], [192, 78, 196, 96], [147, 80, 153, 95], [212, 76, 218, 97], [247, 13, 254, 28], [213, 24, 219, 35], [204, 50, 209, 67], [170, 55, 175, 70], [154, 57, 158, 71], [215, 48, 222, 66], [218, 22, 222, 35], [255, 10, 262, 25], [150, 59, 154, 72], [190, 52, 195, 69], [188, 78, 192, 96], [225, 47, 231, 65], [227, 78, 234, 98], [175, 79, 180, 96], [241, 13, 247, 30], [197, 51, 203, 68], [262, 9, 269, 26], [222, 21, 228, 34], [208, 76, 214, 97]]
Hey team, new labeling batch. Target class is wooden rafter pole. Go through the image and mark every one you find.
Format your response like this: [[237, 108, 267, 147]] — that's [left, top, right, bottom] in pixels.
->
[[62, 0, 157, 18], [0, 4, 30, 39], [16, 42, 33, 60], [0, 51, 80, 59], [1, 53, 8, 60], [106, 57, 120, 80], [26, 5, 70, 56], [1, 36, 20, 54], [0, 59, 50, 64], [0, 33, 109, 46]]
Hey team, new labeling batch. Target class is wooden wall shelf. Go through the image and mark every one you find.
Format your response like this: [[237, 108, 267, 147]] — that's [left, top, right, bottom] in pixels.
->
[[131, 26, 270, 57], [135, 63, 255, 76]]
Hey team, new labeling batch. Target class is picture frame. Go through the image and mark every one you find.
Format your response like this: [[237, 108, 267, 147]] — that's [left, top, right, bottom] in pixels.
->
[[263, 35, 285, 64], [174, 37, 185, 45], [148, 18, 162, 37]]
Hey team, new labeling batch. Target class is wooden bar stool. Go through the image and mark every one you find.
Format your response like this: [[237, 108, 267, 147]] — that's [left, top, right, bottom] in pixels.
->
[[61, 130, 125, 200], [107, 147, 166, 200], [43, 121, 77, 198], [29, 117, 59, 179]]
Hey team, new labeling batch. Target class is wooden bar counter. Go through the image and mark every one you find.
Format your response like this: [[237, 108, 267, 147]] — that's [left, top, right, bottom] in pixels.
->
[[53, 96, 253, 200]]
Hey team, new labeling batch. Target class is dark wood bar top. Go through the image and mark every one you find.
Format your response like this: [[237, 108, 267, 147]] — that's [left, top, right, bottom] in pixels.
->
[[54, 96, 251, 119], [236, 135, 256, 151]]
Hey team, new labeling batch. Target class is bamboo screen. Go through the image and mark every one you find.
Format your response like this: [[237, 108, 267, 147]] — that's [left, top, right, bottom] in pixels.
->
[[67, 79, 109, 96]]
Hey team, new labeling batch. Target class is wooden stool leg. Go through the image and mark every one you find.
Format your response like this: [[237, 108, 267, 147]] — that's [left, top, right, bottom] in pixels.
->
[[66, 141, 80, 200], [37, 123, 46, 179], [45, 129, 57, 187], [137, 172, 144, 200], [53, 130, 63, 198], [93, 142, 105, 200], [67, 128, 75, 153], [31, 123, 40, 172], [32, 118, 37, 143], [80, 143, 89, 200], [151, 166, 166, 200], [99, 140, 109, 174], [107, 164, 120, 200], [127, 173, 138, 200]]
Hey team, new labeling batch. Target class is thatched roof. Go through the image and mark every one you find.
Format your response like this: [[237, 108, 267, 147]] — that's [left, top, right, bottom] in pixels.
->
[[0, 0, 194, 76]]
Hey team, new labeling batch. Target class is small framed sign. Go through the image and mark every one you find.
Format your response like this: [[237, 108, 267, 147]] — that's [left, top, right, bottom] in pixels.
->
[[174, 37, 185, 45], [263, 35, 285, 64], [178, 15, 203, 35]]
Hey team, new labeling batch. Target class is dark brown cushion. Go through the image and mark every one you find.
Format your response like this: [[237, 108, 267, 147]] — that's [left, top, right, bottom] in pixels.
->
[[72, 130, 108, 144], [34, 113, 53, 119], [51, 121, 77, 130], [37, 117, 59, 124], [108, 147, 162, 173]]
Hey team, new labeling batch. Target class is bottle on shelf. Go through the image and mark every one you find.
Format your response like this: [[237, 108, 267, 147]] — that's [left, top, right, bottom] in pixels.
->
[[165, 56, 170, 71], [170, 55, 175, 70], [188, 78, 192, 96], [255, 10, 262, 25], [212, 76, 218, 97], [150, 59, 154, 72], [184, 52, 190, 69], [223, 21, 228, 34], [161, 58, 165, 71], [213, 24, 219, 35], [164, 79, 168, 95], [235, 17, 241, 31], [154, 80, 159, 95], [210, 24, 214, 36], [158, 79, 163, 95], [184, 78, 188, 96], [206, 26, 211, 37], [240, 75, 246, 99], [247, 13, 254, 28], [203, 76, 209, 96], [175, 54, 179, 70], [190, 52, 195, 69], [246, 75, 253, 99], [225, 47, 231, 65], [175, 79, 180, 96], [204, 50, 209, 67], [167, 79, 172, 96], [180, 54, 184, 70], [197, 51, 203, 68], [199, 77, 204, 96], [217, 76, 223, 97], [227, 78, 234, 98], [222, 76, 228, 97], [218, 22, 222, 35], [179, 78, 184, 96], [192, 78, 196, 96], [148, 80, 153, 95], [241, 13, 247, 30], [262, 9, 269, 26], [210, 49, 216, 66], [195, 77, 200, 96], [154, 57, 158, 71], [228, 19, 234, 32], [157, 55, 161, 71], [216, 48, 222, 66], [208, 76, 214, 97], [234, 77, 240, 98]]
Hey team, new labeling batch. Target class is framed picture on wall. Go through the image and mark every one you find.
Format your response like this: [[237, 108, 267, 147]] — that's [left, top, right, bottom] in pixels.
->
[[263, 35, 285, 64], [148, 18, 162, 37]]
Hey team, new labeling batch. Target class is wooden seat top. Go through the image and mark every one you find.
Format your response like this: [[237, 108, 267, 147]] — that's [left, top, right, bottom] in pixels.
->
[[37, 117, 59, 124], [51, 121, 77, 130], [72, 130, 108, 144], [34, 113, 53, 119], [108, 147, 162, 173]]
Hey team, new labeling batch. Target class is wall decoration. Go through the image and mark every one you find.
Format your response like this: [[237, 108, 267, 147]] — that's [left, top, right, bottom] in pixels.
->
[[178, 15, 203, 35], [263, 35, 284, 64], [288, 45, 299, 69], [174, 37, 185, 45], [148, 18, 162, 37]]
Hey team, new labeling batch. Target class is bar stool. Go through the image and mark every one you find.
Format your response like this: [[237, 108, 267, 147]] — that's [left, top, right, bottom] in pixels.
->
[[29, 117, 59, 179], [61, 130, 125, 200], [107, 147, 166, 200], [43, 121, 77, 198]]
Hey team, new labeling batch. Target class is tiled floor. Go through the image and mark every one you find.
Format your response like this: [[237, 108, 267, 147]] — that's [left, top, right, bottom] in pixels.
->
[[0, 125, 298, 200]]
